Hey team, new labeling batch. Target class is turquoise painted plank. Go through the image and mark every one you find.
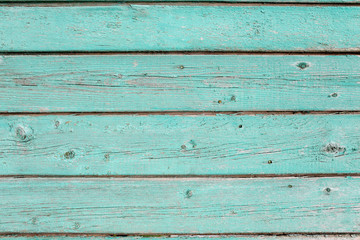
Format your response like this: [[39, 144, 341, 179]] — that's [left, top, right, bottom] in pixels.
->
[[1, 0, 360, 2], [1, 6, 360, 52], [1, 177, 359, 233], [1, 55, 360, 112], [0, 0, 360, 4], [1, 114, 359, 175], [1, 237, 359, 240]]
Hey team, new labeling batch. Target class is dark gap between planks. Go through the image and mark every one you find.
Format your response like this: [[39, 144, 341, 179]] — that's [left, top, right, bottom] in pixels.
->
[[1, 233, 360, 236], [1, 51, 360, 55], [2, 173, 360, 178], [0, 111, 360, 116], [1, 2, 360, 6]]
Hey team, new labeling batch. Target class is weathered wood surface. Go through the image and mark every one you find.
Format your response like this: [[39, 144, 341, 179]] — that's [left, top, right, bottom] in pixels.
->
[[2, 0, 360, 3], [1, 237, 360, 240], [1, 6, 360, 52], [1, 177, 360, 233], [1, 114, 359, 175], [1, 0, 360, 2], [1, 55, 360, 112]]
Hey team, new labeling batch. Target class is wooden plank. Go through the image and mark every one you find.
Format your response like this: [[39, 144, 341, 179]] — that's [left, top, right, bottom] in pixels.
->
[[1, 55, 360, 112], [1, 114, 359, 175], [1, 0, 360, 3], [1, 237, 360, 240], [2, 0, 360, 3], [1, 177, 360, 233], [1, 6, 360, 52]]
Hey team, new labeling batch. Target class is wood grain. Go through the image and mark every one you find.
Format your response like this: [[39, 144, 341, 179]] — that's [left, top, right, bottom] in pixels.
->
[[1, 236, 360, 240], [2, 0, 360, 3], [1, 55, 360, 112], [1, 177, 360, 233], [1, 6, 360, 52], [1, 114, 359, 175]]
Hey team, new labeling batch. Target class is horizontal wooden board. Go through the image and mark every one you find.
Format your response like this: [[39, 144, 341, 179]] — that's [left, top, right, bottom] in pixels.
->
[[1, 177, 360, 233], [1, 114, 359, 175], [1, 237, 360, 240], [2, 0, 360, 3], [1, 6, 360, 52], [1, 55, 360, 112]]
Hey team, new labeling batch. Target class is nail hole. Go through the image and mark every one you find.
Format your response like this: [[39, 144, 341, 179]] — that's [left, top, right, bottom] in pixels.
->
[[288, 185, 293, 188], [218, 100, 222, 104], [297, 62, 309, 69], [189, 140, 197, 148], [179, 65, 185, 69], [238, 124, 243, 128], [186, 189, 193, 198], [64, 150, 75, 159], [181, 145, 187, 150], [325, 187, 331, 193], [330, 93, 338, 98], [73, 222, 80, 230], [268, 160, 273, 164]]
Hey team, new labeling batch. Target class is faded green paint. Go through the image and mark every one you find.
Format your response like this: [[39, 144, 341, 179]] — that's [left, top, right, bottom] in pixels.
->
[[1, 237, 359, 240], [1, 6, 360, 52], [2, 0, 360, 2], [1, 177, 360, 233], [1, 55, 360, 112], [1, 0, 359, 236], [1, 114, 359, 175]]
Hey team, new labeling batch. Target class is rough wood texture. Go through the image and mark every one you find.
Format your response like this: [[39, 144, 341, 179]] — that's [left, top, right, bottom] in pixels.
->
[[1, 237, 360, 240], [1, 114, 359, 175], [2, 0, 360, 2], [1, 55, 360, 112], [1, 6, 360, 52], [1, 177, 360, 233]]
